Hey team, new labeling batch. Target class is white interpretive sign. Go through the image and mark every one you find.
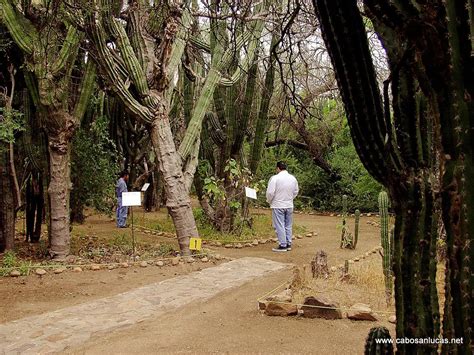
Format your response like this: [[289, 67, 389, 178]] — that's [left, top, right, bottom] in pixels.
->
[[141, 183, 150, 192], [245, 187, 257, 200], [122, 192, 142, 206]]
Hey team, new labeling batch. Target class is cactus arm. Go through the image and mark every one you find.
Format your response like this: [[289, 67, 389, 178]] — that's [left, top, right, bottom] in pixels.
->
[[86, 14, 152, 123], [178, 1, 268, 160], [231, 51, 258, 156], [378, 191, 392, 305], [249, 33, 278, 174], [51, 26, 81, 75], [314, 0, 399, 183], [0, 0, 38, 55], [110, 18, 149, 99], [73, 60, 96, 121]]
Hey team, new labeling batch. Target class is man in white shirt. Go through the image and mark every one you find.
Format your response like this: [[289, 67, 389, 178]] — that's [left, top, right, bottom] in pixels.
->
[[266, 161, 299, 252]]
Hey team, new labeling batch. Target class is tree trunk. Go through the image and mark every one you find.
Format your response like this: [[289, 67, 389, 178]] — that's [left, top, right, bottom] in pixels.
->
[[46, 111, 75, 259], [149, 106, 198, 255], [0, 148, 15, 252]]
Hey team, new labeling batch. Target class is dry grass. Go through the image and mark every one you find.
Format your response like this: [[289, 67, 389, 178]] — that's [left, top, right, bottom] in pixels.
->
[[291, 254, 394, 316]]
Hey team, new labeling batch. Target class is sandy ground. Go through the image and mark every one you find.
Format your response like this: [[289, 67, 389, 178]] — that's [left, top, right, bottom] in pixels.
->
[[1, 210, 395, 354]]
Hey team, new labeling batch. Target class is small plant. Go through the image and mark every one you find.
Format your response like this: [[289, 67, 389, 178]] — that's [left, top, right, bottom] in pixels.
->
[[364, 326, 394, 355], [2, 250, 17, 268], [158, 243, 175, 256]]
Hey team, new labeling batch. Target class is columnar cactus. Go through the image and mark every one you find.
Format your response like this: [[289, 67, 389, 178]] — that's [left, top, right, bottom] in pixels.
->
[[378, 191, 392, 305], [364, 327, 394, 355], [353, 209, 360, 249], [314, 0, 442, 351], [340, 194, 351, 248]]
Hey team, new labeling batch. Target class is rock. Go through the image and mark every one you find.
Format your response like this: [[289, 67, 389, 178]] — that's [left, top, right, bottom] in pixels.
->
[[213, 254, 222, 260], [259, 239, 267, 244], [171, 257, 181, 266], [252, 240, 259, 246], [267, 289, 292, 303], [72, 267, 82, 272], [306, 233, 313, 238], [388, 315, 396, 324], [53, 268, 65, 274], [354, 257, 360, 262], [264, 302, 298, 316], [347, 303, 378, 321], [301, 296, 343, 319], [65, 255, 77, 263], [330, 213, 335, 217], [312, 231, 318, 236], [215, 242, 223, 247], [224, 244, 233, 249], [35, 268, 47, 276], [156, 261, 164, 267], [108, 265, 115, 270], [244, 243, 253, 248], [201, 257, 209, 263], [367, 213, 372, 217], [120, 262, 129, 268], [91, 265, 101, 271], [140, 261, 148, 268], [235, 243, 243, 249], [10, 270, 21, 277], [258, 300, 268, 310]]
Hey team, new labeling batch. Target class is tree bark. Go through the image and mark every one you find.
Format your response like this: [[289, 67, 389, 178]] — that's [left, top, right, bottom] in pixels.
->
[[149, 105, 198, 255], [0, 148, 15, 252], [45, 110, 75, 259]]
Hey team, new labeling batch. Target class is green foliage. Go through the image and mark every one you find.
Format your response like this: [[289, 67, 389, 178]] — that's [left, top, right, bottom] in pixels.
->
[[71, 113, 119, 218], [0, 108, 24, 149], [256, 119, 380, 212], [2, 250, 16, 268]]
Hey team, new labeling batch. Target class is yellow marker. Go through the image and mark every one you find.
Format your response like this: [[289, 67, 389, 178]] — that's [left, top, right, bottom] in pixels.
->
[[189, 237, 202, 251]]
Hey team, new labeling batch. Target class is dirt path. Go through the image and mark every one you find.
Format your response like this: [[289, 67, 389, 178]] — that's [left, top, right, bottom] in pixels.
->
[[1, 212, 392, 354], [71, 269, 393, 355]]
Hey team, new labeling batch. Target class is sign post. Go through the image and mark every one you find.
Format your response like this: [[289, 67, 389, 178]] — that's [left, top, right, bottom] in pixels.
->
[[140, 183, 150, 222], [122, 191, 142, 257]]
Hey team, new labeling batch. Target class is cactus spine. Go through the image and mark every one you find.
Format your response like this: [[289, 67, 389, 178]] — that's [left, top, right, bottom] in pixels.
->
[[353, 209, 360, 249], [379, 191, 392, 305], [364, 327, 394, 355]]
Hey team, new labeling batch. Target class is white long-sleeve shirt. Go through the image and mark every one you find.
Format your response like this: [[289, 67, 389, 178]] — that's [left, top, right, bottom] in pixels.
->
[[266, 170, 299, 208]]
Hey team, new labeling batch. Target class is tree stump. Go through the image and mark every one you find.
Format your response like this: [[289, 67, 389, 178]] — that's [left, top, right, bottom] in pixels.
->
[[311, 250, 329, 279]]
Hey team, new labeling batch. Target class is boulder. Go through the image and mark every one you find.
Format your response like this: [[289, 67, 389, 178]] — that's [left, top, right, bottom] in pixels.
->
[[140, 261, 148, 268], [235, 243, 243, 249], [305, 233, 313, 238], [301, 296, 342, 319], [91, 265, 101, 271], [347, 303, 378, 321], [264, 302, 298, 316], [156, 261, 164, 267], [224, 244, 233, 249], [252, 240, 259, 246], [72, 267, 83, 272], [53, 268, 65, 274], [171, 257, 181, 266]]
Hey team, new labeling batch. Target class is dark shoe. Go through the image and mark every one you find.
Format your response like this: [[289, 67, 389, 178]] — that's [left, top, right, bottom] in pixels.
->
[[272, 245, 288, 252], [287, 244, 292, 251]]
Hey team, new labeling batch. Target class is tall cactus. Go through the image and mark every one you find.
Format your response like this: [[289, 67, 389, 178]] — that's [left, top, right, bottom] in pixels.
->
[[379, 191, 392, 305], [314, 0, 441, 351], [353, 209, 360, 249]]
